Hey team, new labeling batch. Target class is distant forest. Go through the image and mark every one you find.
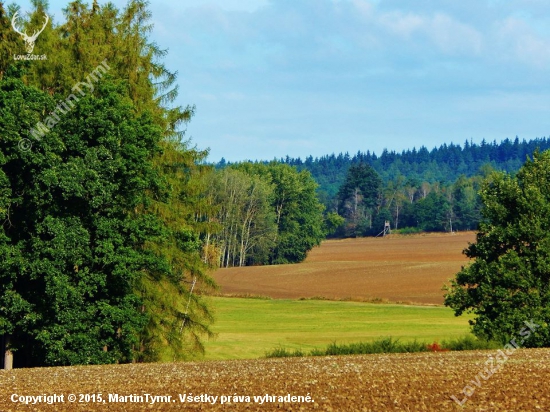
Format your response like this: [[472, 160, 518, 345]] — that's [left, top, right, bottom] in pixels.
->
[[279, 137, 550, 201], [218, 137, 550, 237]]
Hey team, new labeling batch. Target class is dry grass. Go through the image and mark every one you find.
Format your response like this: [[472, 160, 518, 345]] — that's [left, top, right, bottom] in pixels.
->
[[213, 232, 476, 305]]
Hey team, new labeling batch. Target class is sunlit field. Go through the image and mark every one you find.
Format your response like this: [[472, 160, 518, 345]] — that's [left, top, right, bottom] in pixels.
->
[[203, 297, 471, 360], [213, 232, 475, 305]]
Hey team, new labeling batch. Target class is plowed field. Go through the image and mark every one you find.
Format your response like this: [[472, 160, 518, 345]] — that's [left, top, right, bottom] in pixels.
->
[[2, 348, 549, 411], [213, 232, 476, 305]]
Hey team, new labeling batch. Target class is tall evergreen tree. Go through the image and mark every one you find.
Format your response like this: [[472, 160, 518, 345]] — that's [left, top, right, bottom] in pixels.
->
[[337, 163, 381, 236], [0, 4, 24, 80], [138, 140, 216, 361]]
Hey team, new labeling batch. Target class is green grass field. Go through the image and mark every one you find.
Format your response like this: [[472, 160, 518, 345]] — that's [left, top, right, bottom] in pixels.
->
[[202, 297, 473, 360]]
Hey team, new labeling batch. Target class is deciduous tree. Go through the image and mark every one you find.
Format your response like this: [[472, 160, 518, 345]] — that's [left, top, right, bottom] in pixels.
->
[[445, 151, 550, 346], [0, 78, 170, 366]]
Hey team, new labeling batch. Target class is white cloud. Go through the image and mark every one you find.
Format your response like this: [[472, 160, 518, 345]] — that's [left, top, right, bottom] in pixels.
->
[[427, 13, 484, 55], [495, 17, 550, 67], [351, 0, 374, 20], [379, 11, 424, 39]]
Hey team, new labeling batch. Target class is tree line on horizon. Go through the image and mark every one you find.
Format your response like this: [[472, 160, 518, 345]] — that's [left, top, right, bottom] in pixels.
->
[[218, 137, 550, 237], [278, 136, 550, 195], [333, 163, 483, 237]]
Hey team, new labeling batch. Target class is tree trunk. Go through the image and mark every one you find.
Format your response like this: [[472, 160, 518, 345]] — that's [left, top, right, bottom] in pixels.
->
[[395, 204, 399, 230], [3, 334, 13, 370]]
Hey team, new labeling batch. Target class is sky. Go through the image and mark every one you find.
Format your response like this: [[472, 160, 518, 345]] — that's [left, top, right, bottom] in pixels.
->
[[13, 0, 550, 162]]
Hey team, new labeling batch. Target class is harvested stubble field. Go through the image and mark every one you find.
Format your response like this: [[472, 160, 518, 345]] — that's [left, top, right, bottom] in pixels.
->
[[213, 232, 476, 305], [2, 349, 550, 411]]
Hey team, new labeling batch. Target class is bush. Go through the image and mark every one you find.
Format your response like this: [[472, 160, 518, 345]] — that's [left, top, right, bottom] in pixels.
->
[[395, 227, 422, 235], [265, 335, 499, 358], [441, 335, 500, 351], [264, 347, 304, 358]]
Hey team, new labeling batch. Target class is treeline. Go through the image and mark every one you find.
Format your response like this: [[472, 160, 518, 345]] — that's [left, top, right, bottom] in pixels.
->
[[202, 163, 326, 267], [267, 137, 550, 208], [218, 138, 550, 237], [334, 164, 483, 237], [280, 137, 550, 235]]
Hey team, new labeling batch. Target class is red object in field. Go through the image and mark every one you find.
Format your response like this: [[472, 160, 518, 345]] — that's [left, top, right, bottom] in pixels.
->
[[427, 342, 449, 352]]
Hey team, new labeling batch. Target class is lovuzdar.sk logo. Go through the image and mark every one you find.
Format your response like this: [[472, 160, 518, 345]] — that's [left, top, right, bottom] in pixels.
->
[[12, 11, 48, 60]]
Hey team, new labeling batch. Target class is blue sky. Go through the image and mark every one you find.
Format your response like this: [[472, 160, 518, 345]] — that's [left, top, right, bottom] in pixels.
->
[[14, 0, 550, 162]]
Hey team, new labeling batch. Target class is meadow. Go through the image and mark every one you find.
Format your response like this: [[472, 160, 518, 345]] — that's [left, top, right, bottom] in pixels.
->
[[203, 297, 471, 360], [204, 232, 477, 360]]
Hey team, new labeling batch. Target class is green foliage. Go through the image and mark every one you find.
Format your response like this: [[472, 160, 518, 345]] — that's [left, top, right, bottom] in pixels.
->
[[204, 167, 277, 267], [207, 162, 325, 266], [0, 79, 165, 366], [280, 139, 550, 205], [0, 0, 216, 366], [322, 337, 423, 355], [453, 175, 482, 230], [441, 335, 500, 351], [323, 211, 345, 238], [138, 141, 216, 362], [220, 139, 548, 239], [264, 163, 325, 264], [270, 138, 550, 237], [265, 335, 499, 358], [394, 227, 422, 235], [264, 347, 305, 358], [414, 192, 450, 232], [0, 4, 23, 79], [445, 150, 550, 346], [337, 163, 381, 236]]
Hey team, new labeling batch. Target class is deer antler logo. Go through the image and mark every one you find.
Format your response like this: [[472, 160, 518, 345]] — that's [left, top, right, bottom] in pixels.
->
[[11, 11, 49, 54]]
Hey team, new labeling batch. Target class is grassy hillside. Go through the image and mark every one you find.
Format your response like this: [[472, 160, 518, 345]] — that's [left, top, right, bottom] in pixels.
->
[[203, 297, 472, 360]]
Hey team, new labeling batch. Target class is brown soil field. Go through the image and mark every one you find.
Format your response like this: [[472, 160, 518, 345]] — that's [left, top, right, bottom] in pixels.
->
[[1, 348, 549, 411], [213, 232, 476, 305]]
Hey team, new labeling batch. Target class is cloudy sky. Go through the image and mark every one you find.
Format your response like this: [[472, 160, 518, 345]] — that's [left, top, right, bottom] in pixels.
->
[[15, 0, 550, 162]]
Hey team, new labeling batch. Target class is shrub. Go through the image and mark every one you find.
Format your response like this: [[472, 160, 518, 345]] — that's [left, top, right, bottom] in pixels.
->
[[265, 335, 500, 358], [265, 347, 304, 358], [441, 335, 500, 351]]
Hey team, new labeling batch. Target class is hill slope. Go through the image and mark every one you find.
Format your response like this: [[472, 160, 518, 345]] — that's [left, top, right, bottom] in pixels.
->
[[213, 232, 475, 305]]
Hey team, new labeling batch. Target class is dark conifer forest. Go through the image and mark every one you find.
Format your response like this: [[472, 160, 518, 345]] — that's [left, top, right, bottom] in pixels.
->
[[219, 137, 550, 237]]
